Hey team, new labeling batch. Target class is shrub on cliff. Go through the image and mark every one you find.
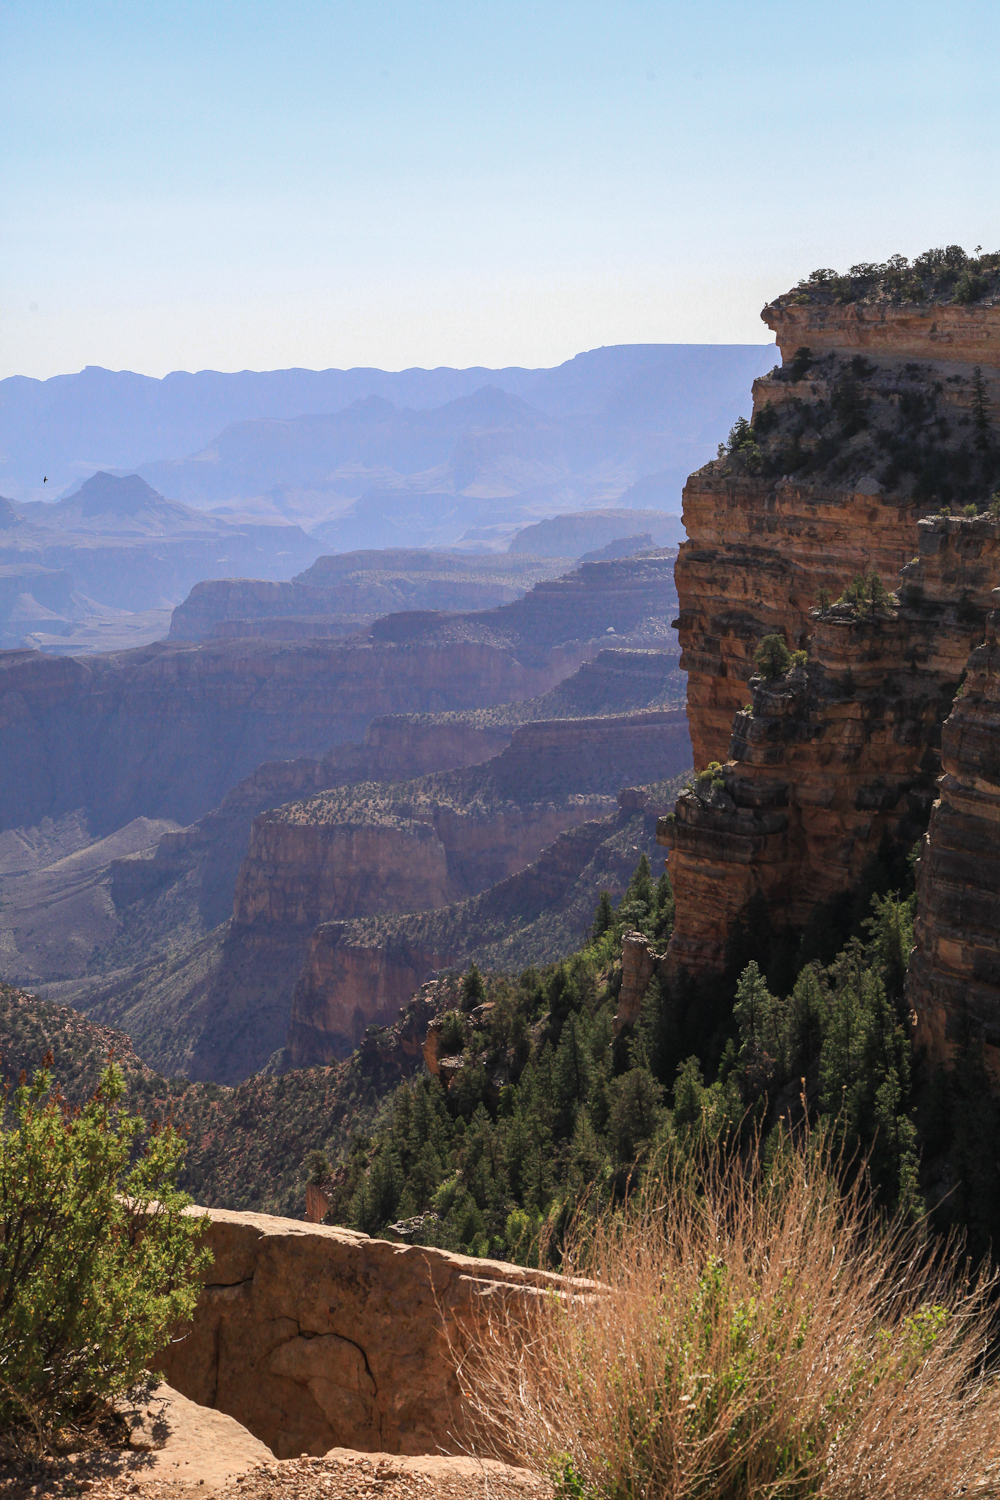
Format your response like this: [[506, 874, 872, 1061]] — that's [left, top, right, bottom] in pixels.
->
[[753, 633, 792, 680], [462, 1132, 1000, 1500], [0, 1057, 210, 1453]]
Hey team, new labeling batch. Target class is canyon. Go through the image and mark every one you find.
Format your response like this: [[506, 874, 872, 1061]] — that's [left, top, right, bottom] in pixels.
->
[[9, 621, 685, 1081], [168, 549, 568, 642], [659, 277, 1000, 1073], [0, 548, 677, 837]]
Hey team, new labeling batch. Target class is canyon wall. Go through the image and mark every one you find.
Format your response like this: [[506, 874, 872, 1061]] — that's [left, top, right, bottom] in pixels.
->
[[910, 586, 1000, 1075], [0, 636, 571, 835], [665, 290, 1000, 977], [287, 798, 665, 1065], [159, 1207, 565, 1458], [662, 516, 999, 974], [676, 303, 1000, 770]]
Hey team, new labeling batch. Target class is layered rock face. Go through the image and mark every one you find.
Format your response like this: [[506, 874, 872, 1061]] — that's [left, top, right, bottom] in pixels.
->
[[664, 274, 1000, 976], [910, 588, 1000, 1074], [0, 636, 569, 835], [159, 1207, 565, 1458], [676, 302, 1000, 770], [765, 301, 1000, 369], [662, 516, 1000, 975], [287, 795, 670, 1065], [229, 707, 687, 1014], [168, 550, 562, 641]]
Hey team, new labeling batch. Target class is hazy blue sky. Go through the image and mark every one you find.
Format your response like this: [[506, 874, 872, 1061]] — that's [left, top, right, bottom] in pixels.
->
[[2, 1, 998, 378]]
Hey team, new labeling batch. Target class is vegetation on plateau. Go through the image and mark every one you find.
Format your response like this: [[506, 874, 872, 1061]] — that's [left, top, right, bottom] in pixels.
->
[[713, 326, 1000, 511], [781, 244, 1000, 307]]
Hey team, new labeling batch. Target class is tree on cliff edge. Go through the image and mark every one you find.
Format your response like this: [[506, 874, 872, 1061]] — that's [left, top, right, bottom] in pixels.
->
[[0, 1057, 210, 1454]]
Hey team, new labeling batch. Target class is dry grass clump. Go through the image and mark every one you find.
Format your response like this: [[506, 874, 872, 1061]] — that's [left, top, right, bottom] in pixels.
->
[[459, 1135, 1000, 1500]]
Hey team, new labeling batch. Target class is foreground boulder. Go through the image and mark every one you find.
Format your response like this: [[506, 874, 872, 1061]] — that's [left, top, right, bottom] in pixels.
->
[[159, 1207, 564, 1460]]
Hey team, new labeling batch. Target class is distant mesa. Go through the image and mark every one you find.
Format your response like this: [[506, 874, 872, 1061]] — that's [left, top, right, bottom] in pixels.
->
[[507, 508, 684, 558], [580, 533, 655, 563]]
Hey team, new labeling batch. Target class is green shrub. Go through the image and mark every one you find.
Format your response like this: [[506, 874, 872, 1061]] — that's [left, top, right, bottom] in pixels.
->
[[753, 634, 792, 680], [837, 568, 892, 619], [461, 961, 487, 1011], [0, 1058, 210, 1452]]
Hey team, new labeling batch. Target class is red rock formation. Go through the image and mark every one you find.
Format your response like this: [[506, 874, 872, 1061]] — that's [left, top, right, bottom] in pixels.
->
[[762, 301, 1000, 369], [662, 515, 1000, 976], [675, 301, 1000, 770], [287, 929, 448, 1061], [910, 587, 1000, 1076]]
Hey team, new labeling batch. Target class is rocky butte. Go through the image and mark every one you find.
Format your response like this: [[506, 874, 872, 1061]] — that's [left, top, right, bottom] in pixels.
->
[[658, 249, 1000, 1069]]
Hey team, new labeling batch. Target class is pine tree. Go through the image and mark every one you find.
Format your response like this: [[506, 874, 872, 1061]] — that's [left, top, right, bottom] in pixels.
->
[[461, 960, 486, 1011]]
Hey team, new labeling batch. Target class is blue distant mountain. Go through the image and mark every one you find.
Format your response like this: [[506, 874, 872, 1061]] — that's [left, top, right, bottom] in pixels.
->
[[1, 345, 775, 518]]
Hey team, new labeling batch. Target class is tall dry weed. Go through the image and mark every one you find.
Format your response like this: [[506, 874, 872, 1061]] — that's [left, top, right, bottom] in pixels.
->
[[458, 1133, 1000, 1499]]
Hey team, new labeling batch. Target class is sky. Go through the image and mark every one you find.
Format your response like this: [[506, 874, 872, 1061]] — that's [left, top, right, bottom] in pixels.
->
[[2, 0, 999, 380]]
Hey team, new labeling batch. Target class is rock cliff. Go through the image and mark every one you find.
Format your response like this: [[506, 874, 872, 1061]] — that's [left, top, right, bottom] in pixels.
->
[[909, 586, 1000, 1075], [158, 1206, 566, 1459], [676, 300, 1000, 770], [288, 785, 680, 1065], [663, 269, 1000, 977], [662, 515, 1000, 974], [0, 636, 569, 835]]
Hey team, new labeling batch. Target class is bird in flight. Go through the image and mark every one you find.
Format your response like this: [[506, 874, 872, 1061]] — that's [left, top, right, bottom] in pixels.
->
[[43, 476, 47, 483]]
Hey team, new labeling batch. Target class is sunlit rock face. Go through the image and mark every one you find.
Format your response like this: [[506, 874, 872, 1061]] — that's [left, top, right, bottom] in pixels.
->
[[663, 279, 1000, 978]]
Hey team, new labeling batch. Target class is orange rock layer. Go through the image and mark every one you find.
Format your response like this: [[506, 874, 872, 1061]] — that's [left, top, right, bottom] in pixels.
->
[[662, 514, 1000, 978]]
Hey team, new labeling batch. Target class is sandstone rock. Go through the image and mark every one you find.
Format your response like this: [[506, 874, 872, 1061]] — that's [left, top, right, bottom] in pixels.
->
[[304, 1182, 330, 1224], [663, 516, 1000, 975], [117, 1381, 273, 1489], [761, 300, 1000, 369], [157, 1208, 568, 1460], [613, 931, 660, 1033]]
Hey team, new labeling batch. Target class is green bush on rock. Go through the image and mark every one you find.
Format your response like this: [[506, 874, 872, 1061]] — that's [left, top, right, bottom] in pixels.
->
[[0, 1057, 210, 1453]]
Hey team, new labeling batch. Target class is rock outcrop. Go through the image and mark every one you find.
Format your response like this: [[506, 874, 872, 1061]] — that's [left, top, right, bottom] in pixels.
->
[[676, 301, 1000, 770], [662, 515, 1000, 975], [613, 931, 661, 1034], [159, 1207, 566, 1459], [910, 587, 1000, 1075], [663, 271, 1000, 976]]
